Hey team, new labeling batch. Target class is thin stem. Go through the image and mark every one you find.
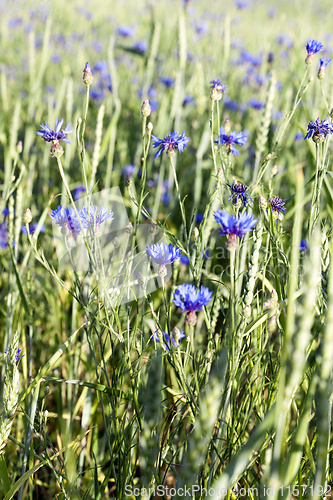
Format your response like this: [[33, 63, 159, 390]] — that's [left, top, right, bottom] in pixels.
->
[[309, 143, 320, 234], [169, 154, 188, 245]]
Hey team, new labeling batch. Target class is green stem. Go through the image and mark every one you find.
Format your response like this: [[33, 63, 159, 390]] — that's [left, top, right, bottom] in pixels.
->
[[309, 143, 320, 235], [169, 154, 188, 245]]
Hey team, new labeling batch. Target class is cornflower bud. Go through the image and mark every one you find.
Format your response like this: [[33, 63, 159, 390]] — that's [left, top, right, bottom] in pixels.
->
[[22, 209, 32, 225], [224, 118, 231, 134], [243, 305, 251, 318], [148, 222, 159, 235], [16, 141, 23, 154], [125, 174, 132, 188], [147, 122, 153, 133], [83, 62, 93, 86], [267, 315, 278, 334], [259, 194, 267, 211], [126, 222, 133, 234], [141, 99, 151, 117], [172, 327, 181, 346]]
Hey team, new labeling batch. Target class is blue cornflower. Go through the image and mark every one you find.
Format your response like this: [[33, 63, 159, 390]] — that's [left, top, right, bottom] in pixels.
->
[[210, 79, 227, 92], [227, 181, 253, 207], [121, 165, 135, 176], [305, 40, 323, 65], [80, 205, 114, 234], [151, 130, 190, 158], [132, 41, 148, 53], [247, 98, 264, 110], [180, 254, 190, 265], [0, 222, 9, 249], [36, 119, 72, 144], [4, 346, 24, 363], [152, 330, 186, 351], [146, 243, 182, 265], [300, 240, 308, 253], [196, 213, 204, 224], [21, 223, 45, 235], [306, 40, 323, 56], [214, 210, 257, 238], [173, 283, 212, 325], [173, 284, 213, 313], [159, 77, 174, 88], [319, 57, 331, 69], [304, 118, 333, 142], [73, 185, 86, 200], [268, 197, 286, 220], [236, 0, 249, 8], [116, 26, 135, 38], [49, 205, 81, 239], [224, 96, 239, 111], [318, 58, 331, 79], [210, 79, 227, 101], [183, 95, 195, 106], [215, 126, 247, 156]]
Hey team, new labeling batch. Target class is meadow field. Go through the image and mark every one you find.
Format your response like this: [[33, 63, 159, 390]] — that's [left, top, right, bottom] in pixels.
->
[[1, 0, 333, 498]]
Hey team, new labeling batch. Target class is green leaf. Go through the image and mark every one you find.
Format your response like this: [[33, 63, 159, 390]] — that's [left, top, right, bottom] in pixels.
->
[[41, 377, 138, 402], [17, 322, 87, 406], [0, 455, 11, 495]]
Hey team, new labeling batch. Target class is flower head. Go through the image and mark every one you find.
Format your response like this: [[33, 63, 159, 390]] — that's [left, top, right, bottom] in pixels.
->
[[49, 205, 81, 239], [300, 240, 308, 253], [210, 79, 227, 101], [146, 243, 182, 265], [304, 118, 333, 142], [215, 126, 247, 156], [214, 209, 257, 238], [73, 185, 86, 200], [306, 40, 323, 56], [305, 40, 323, 65], [318, 58, 331, 79], [152, 330, 185, 352], [36, 119, 72, 144], [227, 181, 253, 207], [80, 205, 114, 234], [83, 62, 93, 86], [151, 130, 190, 158], [116, 26, 135, 38], [173, 284, 213, 313], [268, 196, 286, 221]]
